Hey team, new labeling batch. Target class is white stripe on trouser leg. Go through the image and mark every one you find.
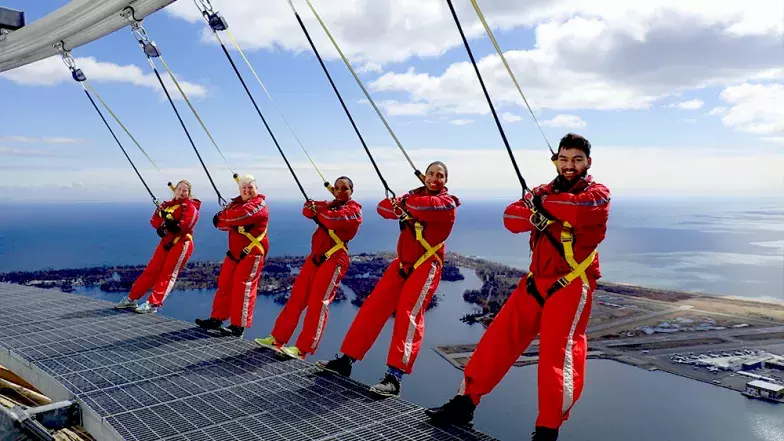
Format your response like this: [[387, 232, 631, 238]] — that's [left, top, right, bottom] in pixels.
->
[[241, 256, 262, 327], [162, 241, 191, 303], [402, 261, 437, 366], [561, 281, 589, 415], [312, 264, 342, 350]]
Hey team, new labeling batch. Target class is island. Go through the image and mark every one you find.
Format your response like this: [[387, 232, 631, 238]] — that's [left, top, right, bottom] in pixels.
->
[[0, 252, 464, 311]]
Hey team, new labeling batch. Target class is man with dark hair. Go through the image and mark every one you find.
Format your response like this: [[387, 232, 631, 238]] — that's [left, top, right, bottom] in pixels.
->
[[425, 133, 610, 441]]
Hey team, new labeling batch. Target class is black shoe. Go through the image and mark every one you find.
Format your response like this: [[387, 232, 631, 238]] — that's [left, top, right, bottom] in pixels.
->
[[425, 395, 475, 427], [315, 354, 353, 377], [219, 324, 244, 337], [369, 374, 400, 397], [531, 426, 559, 441], [195, 317, 222, 330]]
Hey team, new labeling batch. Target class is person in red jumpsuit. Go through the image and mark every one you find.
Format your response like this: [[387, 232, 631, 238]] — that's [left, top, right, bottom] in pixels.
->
[[254, 176, 363, 359], [425, 134, 611, 441], [316, 161, 460, 397], [195, 174, 269, 338], [115, 180, 201, 314]]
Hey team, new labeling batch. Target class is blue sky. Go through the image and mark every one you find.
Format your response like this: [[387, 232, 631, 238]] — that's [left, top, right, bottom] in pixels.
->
[[1, 0, 782, 203]]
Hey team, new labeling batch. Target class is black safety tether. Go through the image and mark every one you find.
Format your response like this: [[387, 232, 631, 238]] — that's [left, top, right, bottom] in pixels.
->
[[445, 0, 530, 196], [125, 12, 229, 207], [288, 2, 396, 199]]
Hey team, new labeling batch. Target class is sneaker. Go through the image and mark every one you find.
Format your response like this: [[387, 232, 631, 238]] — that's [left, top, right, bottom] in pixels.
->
[[315, 354, 353, 377], [425, 395, 476, 427], [369, 373, 400, 397], [219, 324, 244, 338], [114, 296, 138, 310], [281, 346, 304, 360], [531, 427, 559, 441], [254, 335, 283, 352], [195, 317, 223, 330], [133, 301, 159, 314]]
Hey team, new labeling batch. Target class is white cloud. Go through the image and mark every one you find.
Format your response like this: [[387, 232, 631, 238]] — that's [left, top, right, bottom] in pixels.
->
[[0, 136, 89, 144], [378, 100, 432, 116], [449, 119, 474, 126], [542, 114, 586, 128], [502, 112, 522, 123], [720, 82, 784, 135], [672, 99, 704, 109], [707, 106, 727, 116], [1, 56, 207, 99], [0, 146, 58, 157], [763, 137, 784, 145]]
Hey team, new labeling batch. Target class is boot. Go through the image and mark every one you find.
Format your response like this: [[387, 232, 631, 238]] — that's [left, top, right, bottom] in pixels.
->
[[531, 426, 559, 441], [219, 324, 244, 337], [425, 395, 475, 427], [195, 317, 222, 330], [315, 354, 353, 377]]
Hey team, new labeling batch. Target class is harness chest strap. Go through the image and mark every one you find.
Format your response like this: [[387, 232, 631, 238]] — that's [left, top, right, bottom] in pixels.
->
[[323, 228, 348, 259], [238, 225, 268, 256], [159, 204, 180, 221], [527, 214, 597, 302], [405, 221, 444, 271]]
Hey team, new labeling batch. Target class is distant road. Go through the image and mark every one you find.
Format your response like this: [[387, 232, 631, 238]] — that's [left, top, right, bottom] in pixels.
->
[[587, 305, 694, 333]]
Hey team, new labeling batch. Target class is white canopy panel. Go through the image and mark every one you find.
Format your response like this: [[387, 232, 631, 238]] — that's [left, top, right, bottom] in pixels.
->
[[0, 0, 176, 73]]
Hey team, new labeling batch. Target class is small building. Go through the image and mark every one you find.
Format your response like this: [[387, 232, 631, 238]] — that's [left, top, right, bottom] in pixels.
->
[[765, 360, 784, 371], [743, 380, 784, 403], [742, 360, 764, 371]]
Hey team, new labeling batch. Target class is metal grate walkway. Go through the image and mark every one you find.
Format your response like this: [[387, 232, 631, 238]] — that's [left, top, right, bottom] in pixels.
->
[[0, 283, 496, 441]]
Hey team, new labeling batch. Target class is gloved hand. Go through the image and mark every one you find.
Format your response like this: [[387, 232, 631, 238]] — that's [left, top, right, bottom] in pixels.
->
[[212, 213, 221, 228], [165, 219, 182, 233], [156, 226, 167, 238], [531, 194, 556, 220]]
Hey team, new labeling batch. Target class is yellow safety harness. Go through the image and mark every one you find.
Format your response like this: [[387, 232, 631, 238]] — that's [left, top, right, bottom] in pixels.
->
[[157, 204, 193, 250], [525, 213, 596, 306], [236, 225, 268, 259], [394, 202, 445, 277]]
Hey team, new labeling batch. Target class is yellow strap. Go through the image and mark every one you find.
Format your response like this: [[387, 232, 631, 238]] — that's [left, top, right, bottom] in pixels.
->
[[157, 55, 236, 177], [82, 80, 165, 177], [238, 226, 268, 256], [171, 233, 193, 245], [304, 0, 422, 181], [468, 0, 554, 156], [324, 229, 348, 258], [220, 28, 332, 195], [560, 221, 595, 284], [159, 204, 180, 221], [411, 222, 444, 270]]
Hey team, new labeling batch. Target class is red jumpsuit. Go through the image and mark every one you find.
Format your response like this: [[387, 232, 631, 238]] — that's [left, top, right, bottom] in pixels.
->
[[129, 197, 201, 306], [459, 175, 610, 429], [340, 186, 460, 374], [270, 199, 363, 354], [211, 194, 269, 329]]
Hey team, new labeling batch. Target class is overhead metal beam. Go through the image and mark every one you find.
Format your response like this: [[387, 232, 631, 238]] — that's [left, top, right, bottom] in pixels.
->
[[0, 0, 176, 74]]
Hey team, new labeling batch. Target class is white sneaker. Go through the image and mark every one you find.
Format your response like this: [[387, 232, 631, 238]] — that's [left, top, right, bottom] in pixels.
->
[[133, 301, 159, 314], [115, 296, 138, 310]]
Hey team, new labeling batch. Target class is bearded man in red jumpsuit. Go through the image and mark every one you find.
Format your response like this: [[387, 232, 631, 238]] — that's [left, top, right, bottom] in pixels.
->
[[255, 176, 362, 359], [425, 134, 611, 441], [316, 161, 460, 397], [195, 174, 270, 338], [116, 180, 201, 314]]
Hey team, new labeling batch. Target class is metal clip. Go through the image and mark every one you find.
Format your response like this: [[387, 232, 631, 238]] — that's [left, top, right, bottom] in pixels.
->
[[529, 211, 551, 232], [54, 42, 87, 82]]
